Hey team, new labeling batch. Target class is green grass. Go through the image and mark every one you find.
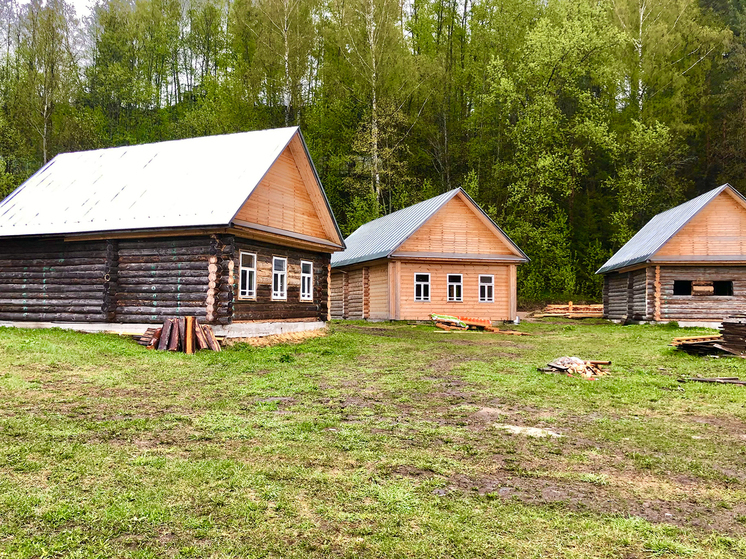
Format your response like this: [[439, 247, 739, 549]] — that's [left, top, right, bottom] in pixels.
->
[[0, 319, 745, 558]]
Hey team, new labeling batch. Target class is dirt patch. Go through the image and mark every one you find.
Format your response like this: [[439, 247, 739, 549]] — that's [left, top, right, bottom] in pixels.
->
[[441, 472, 746, 536]]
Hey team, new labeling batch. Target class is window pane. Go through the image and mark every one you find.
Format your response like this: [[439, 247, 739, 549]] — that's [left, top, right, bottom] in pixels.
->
[[714, 281, 733, 296], [302, 262, 312, 274], [448, 275, 461, 283], [241, 253, 255, 268], [415, 274, 428, 282], [423, 284, 429, 299], [673, 280, 692, 296], [480, 276, 491, 284], [274, 258, 286, 271]]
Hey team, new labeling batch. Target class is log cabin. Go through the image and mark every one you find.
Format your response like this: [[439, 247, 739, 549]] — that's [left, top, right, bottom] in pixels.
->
[[330, 188, 528, 321], [597, 184, 746, 325], [0, 127, 345, 337]]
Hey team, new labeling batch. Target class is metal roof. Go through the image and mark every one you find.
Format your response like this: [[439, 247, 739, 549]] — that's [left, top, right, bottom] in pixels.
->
[[331, 187, 528, 268], [0, 127, 342, 243], [597, 184, 743, 274]]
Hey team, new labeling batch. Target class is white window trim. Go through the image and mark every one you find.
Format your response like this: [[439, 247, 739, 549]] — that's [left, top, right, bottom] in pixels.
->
[[300, 260, 313, 302], [272, 256, 287, 301], [414, 273, 430, 302], [447, 274, 463, 302], [238, 251, 257, 300], [479, 274, 494, 303]]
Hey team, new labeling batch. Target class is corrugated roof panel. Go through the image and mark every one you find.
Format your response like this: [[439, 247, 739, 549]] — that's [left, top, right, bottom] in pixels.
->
[[331, 188, 528, 267], [0, 127, 300, 237], [331, 189, 459, 267], [597, 184, 741, 274]]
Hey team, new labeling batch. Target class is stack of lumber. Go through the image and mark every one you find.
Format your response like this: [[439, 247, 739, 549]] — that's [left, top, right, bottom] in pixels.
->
[[538, 356, 610, 378], [718, 317, 746, 355], [533, 301, 603, 319], [672, 317, 746, 357], [138, 316, 221, 353], [430, 314, 530, 336], [671, 334, 724, 356]]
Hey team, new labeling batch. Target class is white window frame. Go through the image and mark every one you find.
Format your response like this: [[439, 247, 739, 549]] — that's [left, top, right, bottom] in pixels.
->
[[414, 273, 430, 302], [238, 251, 257, 300], [272, 257, 287, 300], [300, 260, 313, 302], [479, 275, 494, 303], [447, 274, 463, 302]]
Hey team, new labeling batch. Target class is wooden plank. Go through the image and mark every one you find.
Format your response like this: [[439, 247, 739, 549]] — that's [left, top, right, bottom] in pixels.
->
[[203, 325, 221, 352], [157, 319, 172, 351], [397, 195, 515, 256], [185, 316, 195, 354], [168, 318, 180, 351], [146, 327, 162, 350], [194, 319, 209, 350]]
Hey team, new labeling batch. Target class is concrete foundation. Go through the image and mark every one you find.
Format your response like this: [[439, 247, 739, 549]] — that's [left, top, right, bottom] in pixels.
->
[[0, 320, 327, 338]]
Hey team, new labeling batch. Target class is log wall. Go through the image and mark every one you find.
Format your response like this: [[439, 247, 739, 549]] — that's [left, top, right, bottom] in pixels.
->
[[368, 263, 389, 319], [115, 237, 212, 323], [604, 273, 628, 320], [0, 234, 331, 325], [659, 265, 746, 321], [330, 271, 345, 319], [231, 238, 329, 321], [345, 268, 365, 319], [0, 239, 109, 322]]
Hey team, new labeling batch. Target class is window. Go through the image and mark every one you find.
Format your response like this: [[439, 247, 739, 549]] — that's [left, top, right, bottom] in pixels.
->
[[414, 273, 430, 302], [272, 257, 287, 300], [673, 280, 692, 296], [447, 274, 463, 302], [300, 261, 313, 301], [479, 275, 494, 303], [714, 281, 734, 296], [238, 252, 256, 299]]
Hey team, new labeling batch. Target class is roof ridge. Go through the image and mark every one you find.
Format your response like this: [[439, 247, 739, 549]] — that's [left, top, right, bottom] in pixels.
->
[[597, 184, 738, 274]]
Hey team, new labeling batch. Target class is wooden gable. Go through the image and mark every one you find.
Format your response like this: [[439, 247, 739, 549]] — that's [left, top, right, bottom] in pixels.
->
[[233, 133, 342, 247], [394, 193, 520, 256], [655, 188, 746, 258]]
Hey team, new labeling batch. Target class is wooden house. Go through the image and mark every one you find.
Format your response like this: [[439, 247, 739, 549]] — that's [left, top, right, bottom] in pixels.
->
[[330, 188, 528, 321], [0, 127, 345, 337], [597, 184, 746, 324]]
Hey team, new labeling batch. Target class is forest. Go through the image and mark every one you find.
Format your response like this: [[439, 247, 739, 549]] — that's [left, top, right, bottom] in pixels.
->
[[0, 0, 744, 301]]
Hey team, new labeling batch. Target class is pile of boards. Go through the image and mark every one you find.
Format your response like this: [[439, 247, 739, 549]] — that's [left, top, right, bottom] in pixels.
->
[[538, 356, 610, 378], [672, 317, 746, 357], [137, 317, 221, 353], [430, 314, 529, 336], [533, 302, 603, 319]]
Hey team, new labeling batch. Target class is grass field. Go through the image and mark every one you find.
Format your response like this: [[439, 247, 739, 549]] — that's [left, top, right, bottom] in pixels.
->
[[1, 319, 745, 558]]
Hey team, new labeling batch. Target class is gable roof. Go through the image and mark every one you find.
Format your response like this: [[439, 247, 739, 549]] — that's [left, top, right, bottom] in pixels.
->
[[0, 127, 344, 246], [597, 184, 744, 274], [331, 188, 528, 268]]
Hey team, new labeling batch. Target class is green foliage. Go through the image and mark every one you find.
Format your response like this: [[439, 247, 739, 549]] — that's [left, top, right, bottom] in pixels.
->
[[0, 0, 744, 301]]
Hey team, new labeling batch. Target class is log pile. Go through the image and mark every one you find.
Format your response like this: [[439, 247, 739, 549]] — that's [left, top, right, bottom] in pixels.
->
[[138, 316, 221, 353], [538, 356, 610, 378], [533, 301, 604, 319], [430, 314, 530, 336], [672, 317, 746, 357]]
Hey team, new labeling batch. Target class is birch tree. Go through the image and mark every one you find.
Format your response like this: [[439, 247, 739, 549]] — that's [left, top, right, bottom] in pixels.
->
[[12, 0, 80, 163]]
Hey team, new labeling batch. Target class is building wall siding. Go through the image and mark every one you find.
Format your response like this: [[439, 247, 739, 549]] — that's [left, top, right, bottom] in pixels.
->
[[659, 265, 746, 321], [397, 261, 511, 321], [115, 237, 212, 323], [0, 238, 109, 322], [232, 237, 329, 322]]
